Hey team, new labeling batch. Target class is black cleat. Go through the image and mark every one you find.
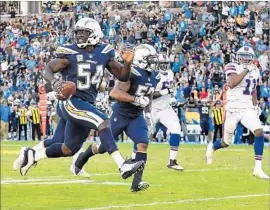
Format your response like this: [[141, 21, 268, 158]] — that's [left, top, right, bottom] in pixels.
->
[[20, 148, 37, 176], [120, 160, 145, 180], [131, 181, 150, 192], [167, 159, 184, 171]]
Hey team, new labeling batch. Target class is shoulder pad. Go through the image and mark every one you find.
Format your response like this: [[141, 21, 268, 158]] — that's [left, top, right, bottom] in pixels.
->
[[55, 46, 79, 55], [101, 44, 114, 54], [131, 67, 142, 77], [224, 63, 237, 75]]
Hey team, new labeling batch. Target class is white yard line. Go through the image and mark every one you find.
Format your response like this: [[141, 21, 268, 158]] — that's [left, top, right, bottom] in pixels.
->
[[77, 194, 269, 210], [1, 178, 130, 186], [1, 167, 249, 181]]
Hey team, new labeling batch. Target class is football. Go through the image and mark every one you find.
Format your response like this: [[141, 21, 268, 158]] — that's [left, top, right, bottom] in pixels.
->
[[57, 81, 76, 101]]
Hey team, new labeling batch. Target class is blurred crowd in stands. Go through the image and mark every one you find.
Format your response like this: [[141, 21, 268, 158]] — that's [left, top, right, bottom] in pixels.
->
[[0, 1, 269, 142]]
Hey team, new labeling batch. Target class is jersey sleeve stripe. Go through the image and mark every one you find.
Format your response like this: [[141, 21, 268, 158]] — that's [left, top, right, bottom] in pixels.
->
[[224, 68, 236, 72]]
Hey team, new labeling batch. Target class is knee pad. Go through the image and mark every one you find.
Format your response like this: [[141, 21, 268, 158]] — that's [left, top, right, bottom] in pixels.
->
[[169, 134, 180, 147]]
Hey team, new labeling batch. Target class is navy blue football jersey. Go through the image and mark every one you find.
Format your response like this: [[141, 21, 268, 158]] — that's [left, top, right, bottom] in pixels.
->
[[54, 44, 114, 103], [113, 66, 158, 118], [198, 104, 210, 122]]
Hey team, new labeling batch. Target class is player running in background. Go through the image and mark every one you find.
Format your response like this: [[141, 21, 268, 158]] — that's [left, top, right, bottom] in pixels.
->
[[72, 44, 158, 192], [206, 46, 269, 179], [198, 98, 210, 144], [14, 18, 145, 180], [150, 58, 184, 171]]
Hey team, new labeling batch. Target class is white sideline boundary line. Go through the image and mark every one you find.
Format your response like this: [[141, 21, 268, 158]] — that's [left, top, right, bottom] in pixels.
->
[[77, 194, 269, 210]]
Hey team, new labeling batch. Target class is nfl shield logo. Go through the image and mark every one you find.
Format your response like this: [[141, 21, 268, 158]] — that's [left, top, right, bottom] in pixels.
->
[[89, 54, 93, 58]]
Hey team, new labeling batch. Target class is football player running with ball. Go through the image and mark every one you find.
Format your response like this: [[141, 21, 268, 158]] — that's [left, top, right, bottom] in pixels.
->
[[13, 18, 145, 180], [206, 46, 269, 179]]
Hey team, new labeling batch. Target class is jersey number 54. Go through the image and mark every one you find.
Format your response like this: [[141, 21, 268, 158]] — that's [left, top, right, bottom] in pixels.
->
[[77, 63, 104, 90]]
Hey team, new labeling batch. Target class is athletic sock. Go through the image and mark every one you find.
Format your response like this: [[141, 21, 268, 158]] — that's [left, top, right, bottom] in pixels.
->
[[254, 135, 264, 170], [111, 151, 125, 168], [132, 151, 147, 188], [34, 148, 47, 161], [131, 150, 136, 160], [72, 142, 85, 165], [169, 147, 178, 161], [33, 141, 45, 151], [169, 134, 180, 161], [75, 144, 96, 169]]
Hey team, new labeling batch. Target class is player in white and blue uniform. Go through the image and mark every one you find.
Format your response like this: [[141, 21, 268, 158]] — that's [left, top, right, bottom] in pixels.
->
[[13, 18, 145, 181], [151, 59, 184, 171], [73, 44, 158, 192], [206, 46, 269, 179]]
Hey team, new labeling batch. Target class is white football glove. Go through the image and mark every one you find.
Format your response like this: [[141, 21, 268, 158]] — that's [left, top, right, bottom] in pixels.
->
[[132, 96, 150, 107], [254, 105, 262, 116], [159, 88, 174, 96]]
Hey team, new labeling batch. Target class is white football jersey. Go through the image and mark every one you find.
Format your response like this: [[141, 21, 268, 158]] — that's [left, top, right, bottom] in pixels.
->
[[224, 63, 260, 111], [152, 70, 174, 110]]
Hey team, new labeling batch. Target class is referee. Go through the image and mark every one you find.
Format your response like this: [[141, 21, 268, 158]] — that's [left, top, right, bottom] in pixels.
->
[[28, 103, 41, 141], [212, 101, 224, 143], [18, 104, 28, 141]]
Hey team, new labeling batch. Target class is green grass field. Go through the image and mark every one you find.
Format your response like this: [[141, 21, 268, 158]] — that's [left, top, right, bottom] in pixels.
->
[[1, 141, 269, 210]]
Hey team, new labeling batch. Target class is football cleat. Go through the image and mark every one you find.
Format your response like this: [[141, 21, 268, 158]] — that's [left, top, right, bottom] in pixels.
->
[[70, 164, 91, 178], [13, 147, 26, 171], [167, 159, 184, 171], [253, 169, 269, 179], [206, 142, 214, 164], [20, 148, 37, 176], [120, 160, 145, 180], [131, 181, 150, 192]]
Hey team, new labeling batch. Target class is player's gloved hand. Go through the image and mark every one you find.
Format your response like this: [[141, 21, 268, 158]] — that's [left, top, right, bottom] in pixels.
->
[[132, 96, 150, 107], [254, 105, 262, 116], [159, 88, 174, 96], [145, 112, 153, 131], [51, 78, 65, 98]]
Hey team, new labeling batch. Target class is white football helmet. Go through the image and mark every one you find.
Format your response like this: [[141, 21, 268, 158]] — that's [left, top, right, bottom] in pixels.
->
[[236, 46, 255, 66], [157, 56, 170, 75], [133, 44, 157, 72], [74, 18, 103, 48]]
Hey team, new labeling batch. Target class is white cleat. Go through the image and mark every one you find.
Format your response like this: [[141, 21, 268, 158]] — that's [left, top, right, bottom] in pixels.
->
[[20, 148, 37, 176], [120, 160, 145, 180], [13, 147, 27, 171], [167, 159, 184, 171], [70, 165, 91, 178], [253, 169, 269, 179], [206, 142, 214, 165]]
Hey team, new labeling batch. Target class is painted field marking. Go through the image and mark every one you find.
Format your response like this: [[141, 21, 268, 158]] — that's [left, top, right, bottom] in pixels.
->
[[76, 194, 269, 210], [1, 167, 252, 181], [1, 178, 130, 186]]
